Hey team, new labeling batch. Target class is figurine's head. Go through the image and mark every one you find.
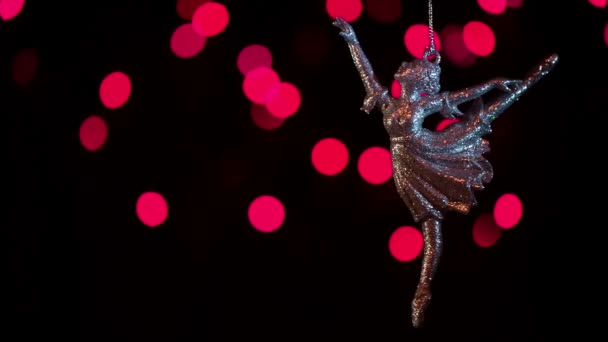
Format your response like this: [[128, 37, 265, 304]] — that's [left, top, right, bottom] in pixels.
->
[[394, 47, 441, 96]]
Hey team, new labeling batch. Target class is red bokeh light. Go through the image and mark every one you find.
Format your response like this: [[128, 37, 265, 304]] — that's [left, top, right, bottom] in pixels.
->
[[404, 24, 441, 59], [391, 79, 401, 98], [243, 67, 280, 104], [365, 0, 401, 24], [237, 44, 272, 75], [176, 0, 209, 20], [436, 118, 459, 131], [605, 22, 608, 47], [136, 192, 169, 228], [248, 195, 285, 233], [171, 23, 206, 59], [463, 21, 495, 57], [493, 193, 523, 229], [0, 0, 24, 21], [506, 0, 523, 8], [589, 0, 607, 8], [441, 24, 477, 67], [79, 115, 107, 152], [265, 82, 301, 118], [192, 2, 229, 37], [472, 213, 502, 248], [311, 138, 349, 176], [99, 71, 131, 109], [477, 0, 507, 15], [358, 147, 392, 184], [388, 226, 424, 262], [250, 104, 285, 130], [12, 48, 38, 86], [326, 0, 363, 22]]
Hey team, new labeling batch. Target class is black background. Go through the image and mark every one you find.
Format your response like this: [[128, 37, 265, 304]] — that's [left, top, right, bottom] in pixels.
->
[[2, 0, 604, 340]]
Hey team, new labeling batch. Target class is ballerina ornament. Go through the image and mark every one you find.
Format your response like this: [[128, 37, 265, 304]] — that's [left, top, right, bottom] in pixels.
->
[[333, 3, 557, 328]]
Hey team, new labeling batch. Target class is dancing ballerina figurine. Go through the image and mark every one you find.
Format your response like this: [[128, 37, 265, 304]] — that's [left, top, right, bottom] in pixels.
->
[[333, 16, 557, 327]]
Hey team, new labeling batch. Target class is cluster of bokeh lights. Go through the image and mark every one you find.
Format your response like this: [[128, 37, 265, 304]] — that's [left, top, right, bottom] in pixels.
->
[[6, 0, 539, 259]]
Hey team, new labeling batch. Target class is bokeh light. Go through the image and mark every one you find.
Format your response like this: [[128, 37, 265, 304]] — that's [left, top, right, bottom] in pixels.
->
[[192, 1, 229, 37], [237, 44, 272, 75], [243, 67, 280, 104], [326, 0, 363, 22], [0, 0, 25, 21], [404, 24, 441, 59], [248, 195, 285, 233], [311, 138, 349, 176], [441, 24, 477, 67], [365, 0, 401, 24], [176, 0, 209, 20], [358, 147, 392, 184], [472, 213, 502, 248], [506, 0, 523, 8], [493, 193, 523, 229], [136, 192, 169, 228], [477, 0, 507, 15], [171, 23, 206, 59], [605, 22, 608, 47], [12, 47, 38, 86], [436, 118, 459, 131], [250, 104, 285, 130], [391, 79, 401, 98], [265, 82, 301, 118], [589, 0, 607, 8], [99, 71, 132, 109], [79, 115, 107, 152], [463, 21, 495, 57], [389, 226, 424, 262]]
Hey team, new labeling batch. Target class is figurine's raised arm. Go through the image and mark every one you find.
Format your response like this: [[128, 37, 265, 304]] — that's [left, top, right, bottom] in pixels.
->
[[333, 17, 392, 114]]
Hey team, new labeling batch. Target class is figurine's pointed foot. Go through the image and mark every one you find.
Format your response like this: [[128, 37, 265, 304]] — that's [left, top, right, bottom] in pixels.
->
[[411, 286, 432, 328]]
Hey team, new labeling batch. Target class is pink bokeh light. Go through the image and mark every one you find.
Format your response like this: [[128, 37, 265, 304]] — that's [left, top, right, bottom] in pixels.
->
[[365, 0, 401, 24], [441, 25, 477, 68], [404, 24, 441, 59], [265, 82, 301, 118], [506, 0, 523, 8], [237, 44, 272, 75], [311, 138, 349, 176], [326, 0, 363, 22], [605, 22, 608, 47], [388, 226, 424, 262], [477, 0, 507, 15], [472, 213, 502, 248], [436, 118, 459, 131], [192, 2, 229, 37], [171, 23, 206, 59], [463, 21, 495, 57], [588, 0, 607, 8], [250, 104, 285, 130], [79, 116, 107, 152], [12, 48, 38, 86], [493, 193, 523, 229], [248, 195, 285, 233], [176, 0, 209, 20], [136, 192, 169, 228], [391, 79, 401, 98], [99, 71, 132, 109], [243, 67, 280, 104], [0, 0, 25, 21], [358, 147, 393, 184]]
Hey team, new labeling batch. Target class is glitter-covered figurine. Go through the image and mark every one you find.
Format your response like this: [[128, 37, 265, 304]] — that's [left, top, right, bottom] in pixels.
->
[[333, 14, 557, 327]]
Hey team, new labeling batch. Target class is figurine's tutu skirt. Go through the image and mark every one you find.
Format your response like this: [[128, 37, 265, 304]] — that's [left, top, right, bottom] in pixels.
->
[[391, 99, 494, 222]]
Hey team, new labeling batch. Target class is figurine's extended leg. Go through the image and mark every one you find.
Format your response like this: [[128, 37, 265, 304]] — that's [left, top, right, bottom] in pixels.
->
[[412, 218, 443, 328], [486, 54, 558, 121]]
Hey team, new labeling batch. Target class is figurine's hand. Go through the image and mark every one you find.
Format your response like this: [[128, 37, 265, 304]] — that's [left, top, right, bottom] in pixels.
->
[[361, 94, 377, 114], [333, 17, 357, 43], [493, 78, 522, 92]]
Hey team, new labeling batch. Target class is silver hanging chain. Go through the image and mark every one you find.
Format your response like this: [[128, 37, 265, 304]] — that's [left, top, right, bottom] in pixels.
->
[[428, 0, 435, 53]]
